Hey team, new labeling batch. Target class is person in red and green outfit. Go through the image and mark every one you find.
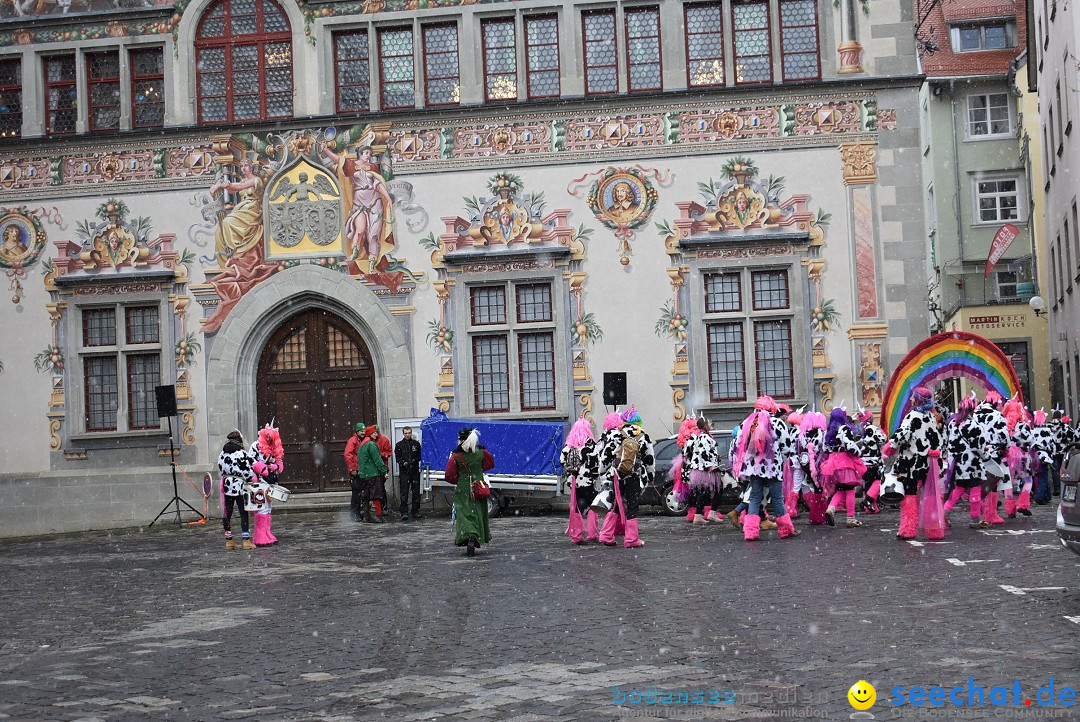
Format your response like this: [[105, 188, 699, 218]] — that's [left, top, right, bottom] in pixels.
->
[[443, 428, 495, 557]]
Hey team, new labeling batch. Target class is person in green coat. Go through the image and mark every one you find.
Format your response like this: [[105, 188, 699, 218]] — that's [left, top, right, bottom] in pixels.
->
[[444, 428, 495, 556], [356, 425, 389, 523]]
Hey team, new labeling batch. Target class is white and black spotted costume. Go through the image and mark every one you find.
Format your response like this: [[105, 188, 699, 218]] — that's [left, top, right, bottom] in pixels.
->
[[890, 409, 942, 495], [972, 403, 1010, 466], [1030, 424, 1058, 467], [598, 425, 655, 520], [858, 424, 887, 472], [796, 427, 825, 493], [217, 439, 255, 540], [737, 417, 797, 482], [946, 417, 985, 489], [561, 439, 598, 513]]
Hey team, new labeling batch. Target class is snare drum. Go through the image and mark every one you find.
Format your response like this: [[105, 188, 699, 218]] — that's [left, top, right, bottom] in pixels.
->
[[880, 473, 905, 502], [268, 484, 291, 502], [984, 459, 1009, 479]]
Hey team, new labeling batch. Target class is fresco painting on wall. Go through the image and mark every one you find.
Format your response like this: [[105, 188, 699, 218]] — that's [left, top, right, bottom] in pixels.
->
[[196, 123, 424, 335], [568, 165, 668, 265], [0, 206, 51, 304]]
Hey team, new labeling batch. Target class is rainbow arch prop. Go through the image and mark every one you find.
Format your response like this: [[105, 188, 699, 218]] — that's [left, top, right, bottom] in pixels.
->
[[880, 331, 1023, 435]]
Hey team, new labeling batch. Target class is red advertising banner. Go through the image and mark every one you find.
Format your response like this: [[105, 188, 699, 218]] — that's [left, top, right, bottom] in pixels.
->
[[985, 223, 1020, 278]]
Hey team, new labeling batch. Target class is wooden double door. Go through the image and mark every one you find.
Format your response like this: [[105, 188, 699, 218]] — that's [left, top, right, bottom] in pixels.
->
[[256, 309, 376, 492]]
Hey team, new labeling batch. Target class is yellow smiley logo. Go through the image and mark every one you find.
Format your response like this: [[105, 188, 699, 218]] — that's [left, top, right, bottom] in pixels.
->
[[848, 680, 876, 711]]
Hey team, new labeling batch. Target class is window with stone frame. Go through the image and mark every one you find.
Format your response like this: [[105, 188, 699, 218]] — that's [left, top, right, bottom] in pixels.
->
[[482, 17, 517, 102], [966, 92, 1012, 138], [333, 30, 370, 114], [130, 47, 165, 128], [194, 0, 292, 124], [685, 2, 724, 88], [582, 9, 617, 96], [79, 303, 165, 433], [699, 267, 798, 404], [44, 54, 77, 136], [468, 281, 558, 414], [524, 14, 560, 99], [779, 0, 819, 81], [625, 6, 661, 92], [731, 0, 771, 85], [422, 22, 459, 106], [379, 26, 415, 110], [0, 57, 21, 139], [87, 51, 121, 132]]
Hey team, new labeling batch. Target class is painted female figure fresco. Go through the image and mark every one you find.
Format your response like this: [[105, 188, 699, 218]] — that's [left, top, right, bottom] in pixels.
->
[[203, 158, 276, 334], [319, 141, 394, 274]]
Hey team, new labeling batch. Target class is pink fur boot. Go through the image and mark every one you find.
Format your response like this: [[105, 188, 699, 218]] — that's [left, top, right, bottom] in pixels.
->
[[897, 495, 919, 539], [776, 514, 800, 539], [623, 518, 644, 548], [586, 510, 600, 541], [983, 491, 1005, 525], [253, 512, 276, 546], [1004, 491, 1017, 518], [1017, 489, 1032, 515], [566, 506, 584, 544], [599, 511, 618, 546], [686, 506, 697, 523], [702, 506, 713, 523], [743, 514, 761, 541]]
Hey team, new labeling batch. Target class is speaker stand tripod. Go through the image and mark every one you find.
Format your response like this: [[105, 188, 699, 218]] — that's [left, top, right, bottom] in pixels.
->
[[149, 415, 204, 527]]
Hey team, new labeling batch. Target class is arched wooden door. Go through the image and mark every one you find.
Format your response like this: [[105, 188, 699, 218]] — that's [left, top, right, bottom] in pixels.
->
[[256, 309, 376, 492]]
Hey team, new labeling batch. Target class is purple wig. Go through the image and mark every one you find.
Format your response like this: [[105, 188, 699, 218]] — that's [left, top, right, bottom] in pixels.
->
[[824, 407, 851, 448], [565, 418, 595, 449]]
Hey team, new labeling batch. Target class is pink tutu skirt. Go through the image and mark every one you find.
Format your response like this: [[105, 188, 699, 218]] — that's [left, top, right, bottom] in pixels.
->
[[820, 452, 866, 489], [688, 469, 723, 491]]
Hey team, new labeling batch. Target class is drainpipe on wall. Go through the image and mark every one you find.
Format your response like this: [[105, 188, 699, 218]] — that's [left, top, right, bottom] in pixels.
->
[[950, 80, 966, 304]]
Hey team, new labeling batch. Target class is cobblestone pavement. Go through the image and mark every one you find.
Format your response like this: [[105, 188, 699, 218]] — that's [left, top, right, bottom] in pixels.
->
[[0, 504, 1078, 721]]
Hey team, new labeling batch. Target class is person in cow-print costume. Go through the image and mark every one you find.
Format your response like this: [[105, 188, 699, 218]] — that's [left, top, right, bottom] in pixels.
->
[[971, 392, 1010, 525], [732, 396, 800, 541], [561, 417, 599, 544], [596, 406, 654, 548], [885, 386, 943, 540], [821, 407, 867, 527], [943, 395, 985, 527], [1003, 398, 1035, 517], [217, 430, 256, 550], [1031, 409, 1059, 504], [856, 412, 887, 514], [684, 417, 726, 524]]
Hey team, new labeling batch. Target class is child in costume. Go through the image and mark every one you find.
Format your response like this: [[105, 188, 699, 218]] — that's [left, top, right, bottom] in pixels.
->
[[684, 417, 724, 524], [885, 386, 945, 540], [217, 429, 256, 550], [248, 424, 284, 546], [1030, 409, 1058, 504], [732, 396, 799, 541], [856, 412, 887, 514], [821, 407, 867, 527], [1004, 399, 1035, 517], [562, 417, 599, 544], [672, 416, 702, 523], [793, 411, 828, 525], [590, 412, 625, 515]]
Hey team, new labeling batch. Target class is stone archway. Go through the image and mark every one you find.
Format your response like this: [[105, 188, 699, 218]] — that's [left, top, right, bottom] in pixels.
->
[[204, 265, 413, 462]]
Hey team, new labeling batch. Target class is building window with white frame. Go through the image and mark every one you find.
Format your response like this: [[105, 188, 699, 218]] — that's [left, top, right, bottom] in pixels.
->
[[974, 176, 1020, 223], [996, 270, 1019, 301], [80, 304, 164, 433], [967, 92, 1012, 137]]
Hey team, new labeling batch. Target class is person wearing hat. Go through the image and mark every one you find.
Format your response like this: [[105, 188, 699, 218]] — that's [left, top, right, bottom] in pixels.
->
[[356, 425, 388, 523], [218, 430, 256, 550], [345, 422, 368, 522], [444, 428, 495, 556]]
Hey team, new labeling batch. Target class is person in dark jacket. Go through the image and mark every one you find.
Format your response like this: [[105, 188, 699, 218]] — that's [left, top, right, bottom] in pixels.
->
[[344, 422, 367, 522], [394, 426, 423, 521], [218, 429, 256, 550], [356, 425, 389, 523]]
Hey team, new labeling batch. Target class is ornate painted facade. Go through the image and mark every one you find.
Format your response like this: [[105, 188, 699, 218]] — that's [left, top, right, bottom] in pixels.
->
[[0, 0, 927, 536]]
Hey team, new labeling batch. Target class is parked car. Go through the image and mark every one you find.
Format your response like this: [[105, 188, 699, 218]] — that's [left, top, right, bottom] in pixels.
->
[[1057, 452, 1080, 557], [640, 432, 738, 515]]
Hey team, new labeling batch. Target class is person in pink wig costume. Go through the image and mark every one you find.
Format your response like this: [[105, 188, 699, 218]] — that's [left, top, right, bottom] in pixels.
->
[[671, 416, 702, 522], [971, 391, 1010, 525], [1003, 398, 1035, 517], [562, 417, 600, 544], [1030, 408, 1058, 503], [683, 417, 725, 524], [884, 387, 945, 540], [249, 423, 285, 546], [783, 408, 804, 518], [596, 405, 654, 547], [821, 407, 868, 527], [942, 394, 985, 527], [732, 396, 800, 541], [791, 410, 828, 524]]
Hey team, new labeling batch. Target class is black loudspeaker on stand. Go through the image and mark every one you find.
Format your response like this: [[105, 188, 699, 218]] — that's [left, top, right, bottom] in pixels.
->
[[603, 372, 627, 410], [149, 384, 203, 526]]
